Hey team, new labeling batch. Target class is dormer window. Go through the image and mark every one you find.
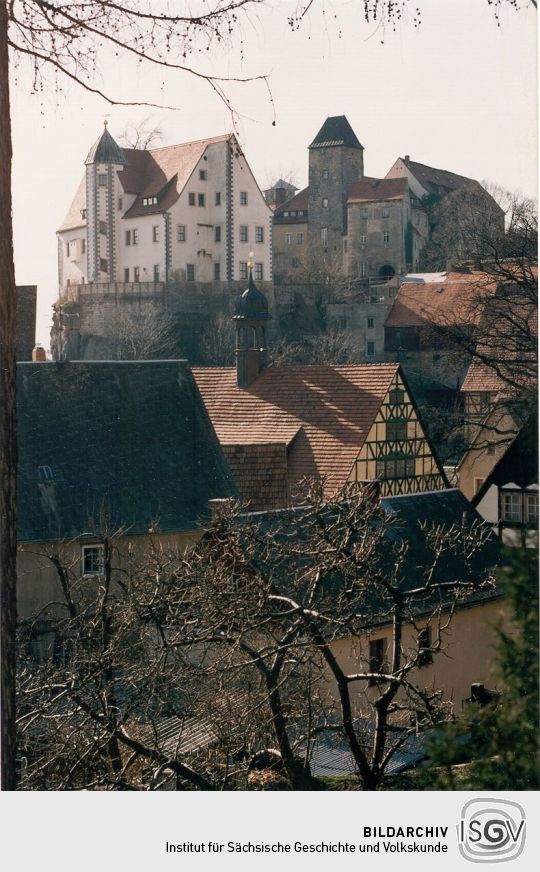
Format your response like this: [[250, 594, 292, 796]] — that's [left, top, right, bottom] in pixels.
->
[[142, 196, 158, 206]]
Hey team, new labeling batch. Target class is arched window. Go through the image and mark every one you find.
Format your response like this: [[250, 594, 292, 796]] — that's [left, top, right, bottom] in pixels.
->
[[379, 264, 395, 279]]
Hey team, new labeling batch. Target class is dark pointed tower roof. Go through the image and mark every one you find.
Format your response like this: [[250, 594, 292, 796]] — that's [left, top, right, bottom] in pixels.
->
[[234, 271, 271, 320], [85, 123, 128, 165], [309, 115, 363, 150]]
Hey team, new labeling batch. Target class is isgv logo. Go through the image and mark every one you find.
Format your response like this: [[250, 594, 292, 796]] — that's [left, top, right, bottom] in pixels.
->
[[458, 798, 526, 863]]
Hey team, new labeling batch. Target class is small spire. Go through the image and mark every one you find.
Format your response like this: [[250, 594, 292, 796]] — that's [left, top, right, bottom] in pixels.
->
[[104, 119, 108, 128], [247, 251, 255, 272]]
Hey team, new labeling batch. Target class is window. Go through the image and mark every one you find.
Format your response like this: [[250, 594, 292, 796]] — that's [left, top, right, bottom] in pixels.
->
[[322, 197, 329, 208], [153, 264, 160, 282], [368, 638, 387, 684], [361, 263, 367, 278], [322, 169, 329, 180], [81, 239, 86, 254], [376, 457, 415, 479], [255, 263, 263, 281], [387, 419, 408, 441], [383, 231, 390, 243], [186, 264, 195, 282], [285, 233, 292, 245], [99, 258, 108, 273], [81, 544, 104, 577], [255, 226, 264, 243], [360, 234, 367, 244], [526, 493, 539, 524], [198, 193, 205, 207], [98, 173, 107, 186], [502, 492, 522, 523], [382, 207, 390, 218], [99, 220, 107, 236], [239, 191, 248, 205], [239, 225, 249, 242], [152, 225, 159, 243], [81, 208, 87, 220], [142, 196, 158, 206], [215, 192, 222, 206], [199, 169, 207, 180], [133, 229, 139, 245], [474, 477, 485, 496], [188, 192, 196, 206], [389, 388, 405, 406], [125, 230, 131, 246], [239, 262, 248, 281], [321, 227, 328, 246], [367, 317, 374, 329], [361, 208, 369, 219], [417, 627, 433, 667], [133, 266, 140, 282], [367, 341, 375, 356], [124, 267, 130, 282], [118, 197, 123, 211], [177, 225, 186, 242], [214, 262, 221, 281], [296, 232, 304, 245], [214, 226, 222, 243]]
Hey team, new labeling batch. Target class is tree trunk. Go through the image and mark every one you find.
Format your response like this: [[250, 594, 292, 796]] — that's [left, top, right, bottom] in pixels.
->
[[0, 0, 17, 791]]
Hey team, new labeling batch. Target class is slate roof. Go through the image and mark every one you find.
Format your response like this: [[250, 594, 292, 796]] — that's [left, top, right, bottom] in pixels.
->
[[380, 488, 501, 595], [85, 127, 128, 166], [385, 271, 496, 329], [309, 116, 363, 150], [472, 417, 538, 505], [348, 177, 408, 203], [17, 361, 237, 542], [193, 363, 400, 496], [273, 187, 309, 224], [399, 157, 483, 196]]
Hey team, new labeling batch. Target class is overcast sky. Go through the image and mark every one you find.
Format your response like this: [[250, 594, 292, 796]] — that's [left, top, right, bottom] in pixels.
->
[[10, 0, 537, 347]]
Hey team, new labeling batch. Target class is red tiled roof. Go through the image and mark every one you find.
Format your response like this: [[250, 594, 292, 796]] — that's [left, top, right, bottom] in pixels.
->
[[193, 363, 399, 496], [385, 272, 496, 329], [348, 177, 407, 204]]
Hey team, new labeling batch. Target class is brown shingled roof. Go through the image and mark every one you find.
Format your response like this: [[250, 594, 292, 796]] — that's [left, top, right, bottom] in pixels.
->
[[348, 177, 407, 204], [400, 158, 479, 195], [273, 187, 309, 224], [193, 363, 399, 497]]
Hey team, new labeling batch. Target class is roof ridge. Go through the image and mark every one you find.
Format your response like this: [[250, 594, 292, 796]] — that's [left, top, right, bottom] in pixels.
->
[[148, 133, 232, 154]]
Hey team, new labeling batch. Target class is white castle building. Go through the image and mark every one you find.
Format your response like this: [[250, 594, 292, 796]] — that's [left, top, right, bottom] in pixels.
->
[[57, 124, 272, 291]]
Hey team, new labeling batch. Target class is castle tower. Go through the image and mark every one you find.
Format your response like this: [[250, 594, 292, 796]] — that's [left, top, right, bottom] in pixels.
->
[[84, 123, 127, 283], [307, 116, 364, 273], [233, 256, 271, 388]]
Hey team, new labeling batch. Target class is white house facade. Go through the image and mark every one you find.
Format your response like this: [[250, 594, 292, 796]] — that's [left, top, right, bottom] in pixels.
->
[[57, 125, 272, 292]]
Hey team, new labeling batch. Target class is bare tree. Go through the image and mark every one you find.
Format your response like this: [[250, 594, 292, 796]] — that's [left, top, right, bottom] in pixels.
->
[[18, 484, 496, 790], [118, 116, 164, 150], [272, 329, 365, 366], [199, 314, 236, 366], [105, 305, 181, 361]]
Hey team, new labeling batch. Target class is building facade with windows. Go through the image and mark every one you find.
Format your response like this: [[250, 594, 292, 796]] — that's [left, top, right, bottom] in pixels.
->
[[57, 125, 272, 292]]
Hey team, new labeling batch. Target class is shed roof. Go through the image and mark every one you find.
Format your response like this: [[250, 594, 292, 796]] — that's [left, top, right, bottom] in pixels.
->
[[17, 361, 236, 542]]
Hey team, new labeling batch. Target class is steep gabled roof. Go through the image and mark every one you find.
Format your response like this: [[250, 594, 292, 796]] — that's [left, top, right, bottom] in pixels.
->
[[121, 134, 232, 218], [17, 361, 236, 542], [193, 363, 399, 496], [395, 158, 496, 202], [309, 116, 363, 150], [348, 177, 408, 204], [58, 175, 87, 232]]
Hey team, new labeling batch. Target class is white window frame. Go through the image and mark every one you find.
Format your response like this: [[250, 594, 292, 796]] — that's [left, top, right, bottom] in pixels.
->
[[502, 492, 522, 523], [239, 191, 248, 205], [177, 225, 186, 242], [239, 225, 249, 242], [81, 544, 104, 577], [255, 226, 264, 243]]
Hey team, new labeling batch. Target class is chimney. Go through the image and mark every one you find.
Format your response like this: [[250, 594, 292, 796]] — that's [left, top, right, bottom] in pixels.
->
[[404, 155, 410, 162], [32, 345, 46, 361]]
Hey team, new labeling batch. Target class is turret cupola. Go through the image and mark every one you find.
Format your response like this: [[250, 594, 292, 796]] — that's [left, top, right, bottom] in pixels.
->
[[85, 121, 127, 166], [233, 255, 271, 388]]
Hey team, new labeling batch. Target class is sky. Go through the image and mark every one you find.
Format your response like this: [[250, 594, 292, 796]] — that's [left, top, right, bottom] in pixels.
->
[[9, 0, 537, 347]]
